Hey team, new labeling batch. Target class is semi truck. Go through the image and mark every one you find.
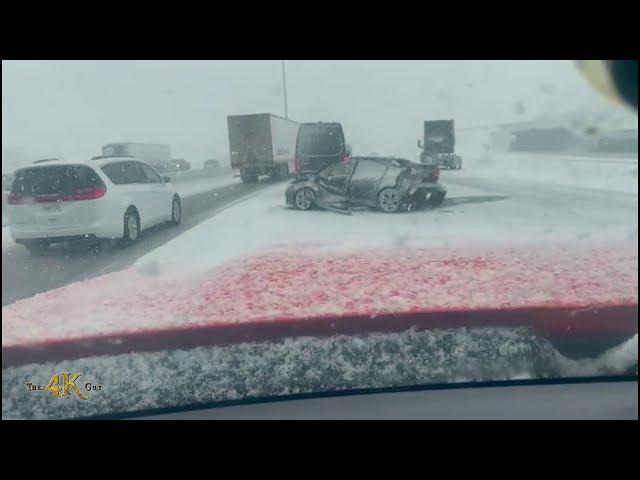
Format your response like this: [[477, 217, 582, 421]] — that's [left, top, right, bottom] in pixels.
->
[[227, 113, 300, 183], [418, 120, 463, 170], [101, 143, 172, 171]]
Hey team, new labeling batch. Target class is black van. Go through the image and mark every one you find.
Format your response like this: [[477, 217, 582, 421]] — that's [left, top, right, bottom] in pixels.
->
[[294, 122, 350, 174]]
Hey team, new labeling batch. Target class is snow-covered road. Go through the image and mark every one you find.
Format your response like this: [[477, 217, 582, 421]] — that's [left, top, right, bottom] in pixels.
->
[[134, 169, 638, 277], [2, 177, 266, 305], [172, 173, 240, 197], [2, 161, 638, 307]]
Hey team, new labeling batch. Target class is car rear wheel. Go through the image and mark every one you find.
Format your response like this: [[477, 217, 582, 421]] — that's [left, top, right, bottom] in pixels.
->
[[120, 208, 140, 246], [293, 188, 315, 210], [378, 188, 405, 213], [171, 196, 181, 225]]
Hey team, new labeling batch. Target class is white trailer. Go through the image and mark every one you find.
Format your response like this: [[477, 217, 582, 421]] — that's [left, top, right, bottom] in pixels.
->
[[102, 143, 171, 168], [227, 113, 300, 183]]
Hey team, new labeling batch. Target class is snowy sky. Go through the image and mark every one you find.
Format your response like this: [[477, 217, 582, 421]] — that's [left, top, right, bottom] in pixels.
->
[[1, 60, 632, 170]]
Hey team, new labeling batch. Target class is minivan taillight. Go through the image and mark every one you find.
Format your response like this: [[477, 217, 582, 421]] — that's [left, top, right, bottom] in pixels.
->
[[33, 187, 107, 203], [342, 154, 350, 162], [72, 187, 106, 201], [294, 157, 301, 174], [431, 169, 440, 181]]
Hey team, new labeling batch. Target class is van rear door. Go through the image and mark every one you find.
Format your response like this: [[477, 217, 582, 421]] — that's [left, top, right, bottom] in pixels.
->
[[296, 123, 346, 173]]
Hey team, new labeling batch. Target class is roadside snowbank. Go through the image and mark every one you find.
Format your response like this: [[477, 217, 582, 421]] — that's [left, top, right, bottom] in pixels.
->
[[465, 152, 638, 194]]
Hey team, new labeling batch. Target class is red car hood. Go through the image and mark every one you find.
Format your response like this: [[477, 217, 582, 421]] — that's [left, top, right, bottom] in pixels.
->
[[2, 242, 638, 368]]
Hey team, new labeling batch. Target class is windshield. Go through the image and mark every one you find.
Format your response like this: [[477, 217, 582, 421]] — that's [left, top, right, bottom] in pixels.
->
[[2, 60, 637, 420]]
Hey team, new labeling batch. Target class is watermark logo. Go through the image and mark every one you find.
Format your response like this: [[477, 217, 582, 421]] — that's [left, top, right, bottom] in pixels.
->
[[25, 373, 102, 401]]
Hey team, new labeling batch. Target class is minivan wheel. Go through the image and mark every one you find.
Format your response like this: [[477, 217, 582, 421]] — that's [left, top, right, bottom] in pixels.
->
[[171, 196, 182, 225], [294, 188, 315, 210], [120, 208, 140, 246], [378, 188, 405, 213]]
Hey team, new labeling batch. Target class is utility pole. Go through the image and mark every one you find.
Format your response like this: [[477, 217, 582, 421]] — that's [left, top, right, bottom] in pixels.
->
[[281, 60, 289, 119]]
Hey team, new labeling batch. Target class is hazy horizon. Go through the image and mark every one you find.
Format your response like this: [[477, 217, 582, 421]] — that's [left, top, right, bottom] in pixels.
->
[[2, 60, 634, 172]]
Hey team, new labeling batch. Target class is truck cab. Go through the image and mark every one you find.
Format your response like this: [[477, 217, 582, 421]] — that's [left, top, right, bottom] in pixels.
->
[[418, 120, 463, 170]]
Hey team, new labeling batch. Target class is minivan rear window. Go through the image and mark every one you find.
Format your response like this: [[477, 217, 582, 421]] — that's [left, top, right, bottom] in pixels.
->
[[297, 125, 343, 155], [11, 165, 104, 196]]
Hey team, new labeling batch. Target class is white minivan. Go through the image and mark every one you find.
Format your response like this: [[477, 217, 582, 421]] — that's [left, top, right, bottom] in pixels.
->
[[7, 157, 181, 253]]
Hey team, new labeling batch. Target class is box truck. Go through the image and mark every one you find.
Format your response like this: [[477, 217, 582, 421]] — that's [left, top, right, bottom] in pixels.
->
[[101, 143, 172, 171], [227, 113, 300, 183]]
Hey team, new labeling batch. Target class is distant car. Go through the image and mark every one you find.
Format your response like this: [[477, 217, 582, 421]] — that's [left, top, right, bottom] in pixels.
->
[[285, 156, 445, 213], [203, 159, 221, 172], [158, 159, 190, 173], [294, 122, 350, 174], [7, 157, 181, 253]]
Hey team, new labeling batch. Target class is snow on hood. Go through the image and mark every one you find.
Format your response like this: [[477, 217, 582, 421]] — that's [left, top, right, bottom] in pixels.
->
[[2, 242, 637, 353]]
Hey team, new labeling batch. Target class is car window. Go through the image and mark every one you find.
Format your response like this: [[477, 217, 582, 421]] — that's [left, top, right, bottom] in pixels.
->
[[321, 160, 355, 178], [350, 159, 387, 182], [11, 165, 103, 195], [102, 161, 146, 185], [139, 163, 162, 183]]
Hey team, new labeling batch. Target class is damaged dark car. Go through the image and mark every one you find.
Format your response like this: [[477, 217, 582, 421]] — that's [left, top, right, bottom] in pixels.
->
[[285, 156, 446, 213]]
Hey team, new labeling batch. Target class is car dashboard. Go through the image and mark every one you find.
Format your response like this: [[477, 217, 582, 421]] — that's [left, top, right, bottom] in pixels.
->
[[133, 378, 638, 420]]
